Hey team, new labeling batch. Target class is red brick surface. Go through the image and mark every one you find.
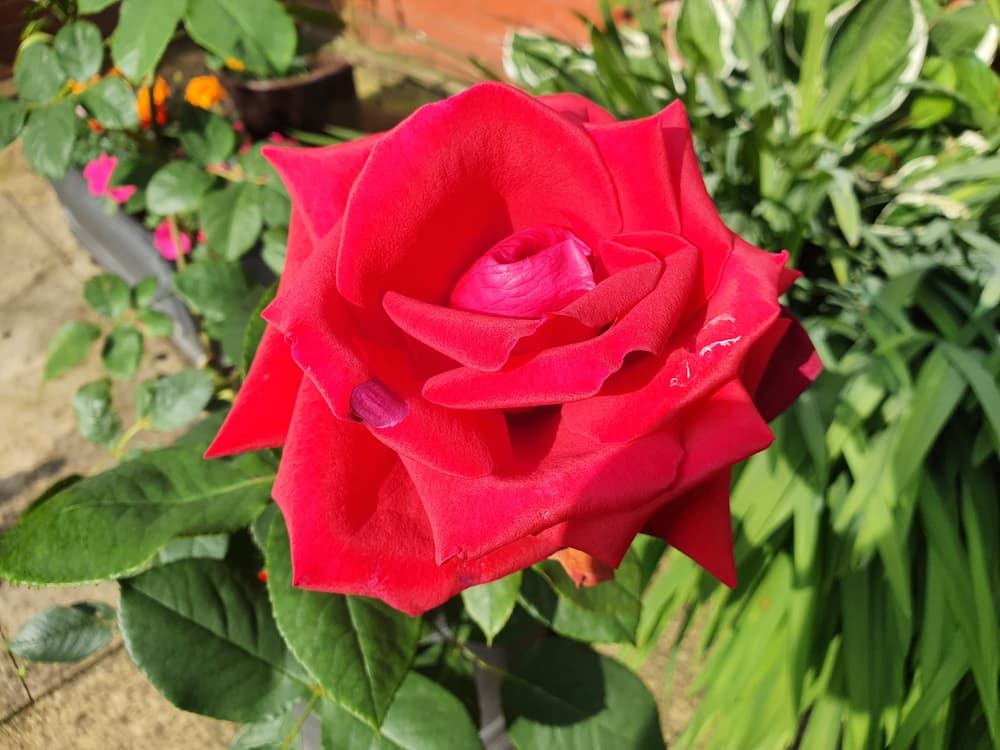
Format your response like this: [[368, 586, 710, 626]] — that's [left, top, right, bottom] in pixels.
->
[[348, 0, 593, 79]]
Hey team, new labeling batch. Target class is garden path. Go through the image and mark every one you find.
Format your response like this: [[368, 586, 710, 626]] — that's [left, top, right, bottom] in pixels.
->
[[0, 137, 235, 749]]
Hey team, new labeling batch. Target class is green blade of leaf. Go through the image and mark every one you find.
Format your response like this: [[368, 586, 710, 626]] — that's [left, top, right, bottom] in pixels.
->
[[110, 0, 185, 81], [135, 369, 214, 430], [502, 638, 665, 750], [119, 559, 309, 721], [73, 378, 121, 447], [318, 671, 482, 750], [53, 21, 103, 82], [44, 321, 102, 380], [80, 75, 140, 130], [146, 161, 216, 216], [101, 325, 143, 380], [461, 571, 522, 645], [265, 515, 420, 728], [84, 273, 130, 318], [7, 602, 114, 663], [15, 43, 66, 102], [21, 102, 77, 178], [0, 443, 277, 584]]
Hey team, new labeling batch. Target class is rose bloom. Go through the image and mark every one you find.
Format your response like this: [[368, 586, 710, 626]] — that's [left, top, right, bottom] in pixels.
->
[[152, 219, 191, 261], [82, 153, 136, 204], [184, 75, 226, 109], [137, 77, 170, 127], [207, 83, 821, 615]]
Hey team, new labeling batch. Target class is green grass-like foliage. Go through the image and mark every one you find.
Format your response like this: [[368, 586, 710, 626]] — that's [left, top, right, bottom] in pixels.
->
[[506, 1, 1000, 748]]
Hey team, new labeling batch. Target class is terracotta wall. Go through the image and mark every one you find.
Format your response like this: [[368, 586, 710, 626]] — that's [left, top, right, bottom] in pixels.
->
[[345, 0, 594, 80], [1, 0, 594, 80]]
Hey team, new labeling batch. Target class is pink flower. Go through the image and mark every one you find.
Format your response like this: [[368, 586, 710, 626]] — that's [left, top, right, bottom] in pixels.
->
[[82, 153, 137, 204], [267, 132, 297, 145], [153, 219, 192, 261]]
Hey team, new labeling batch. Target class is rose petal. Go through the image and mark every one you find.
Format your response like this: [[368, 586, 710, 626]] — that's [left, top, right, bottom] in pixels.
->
[[263, 134, 379, 241], [550, 548, 614, 586], [402, 406, 683, 564], [561, 239, 787, 442], [335, 82, 621, 312], [205, 211, 321, 457], [585, 100, 733, 297], [540, 92, 618, 125], [423, 235, 697, 409], [643, 469, 737, 587], [274, 380, 554, 614], [746, 312, 823, 422]]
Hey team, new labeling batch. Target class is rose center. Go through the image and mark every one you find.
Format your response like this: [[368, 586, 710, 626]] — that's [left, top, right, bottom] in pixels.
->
[[448, 226, 595, 318]]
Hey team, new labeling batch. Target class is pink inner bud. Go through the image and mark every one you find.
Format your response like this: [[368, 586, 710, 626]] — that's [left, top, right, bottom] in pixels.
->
[[449, 226, 595, 318], [350, 377, 408, 428]]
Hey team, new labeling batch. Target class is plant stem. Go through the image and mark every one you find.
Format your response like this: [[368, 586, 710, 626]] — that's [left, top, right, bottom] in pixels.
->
[[111, 417, 151, 460], [167, 216, 187, 271], [279, 688, 323, 750]]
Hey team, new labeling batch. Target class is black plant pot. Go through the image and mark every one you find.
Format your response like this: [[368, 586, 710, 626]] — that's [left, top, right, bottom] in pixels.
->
[[49, 171, 204, 364], [220, 54, 358, 138]]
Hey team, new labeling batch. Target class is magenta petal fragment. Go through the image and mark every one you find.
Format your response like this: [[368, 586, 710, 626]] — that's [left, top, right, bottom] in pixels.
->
[[449, 226, 596, 318], [350, 378, 408, 428]]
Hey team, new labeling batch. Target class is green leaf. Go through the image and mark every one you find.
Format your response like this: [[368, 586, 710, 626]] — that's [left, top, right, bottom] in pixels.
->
[[21, 103, 77, 178], [179, 108, 237, 166], [15, 43, 66, 102], [78, 0, 119, 13], [54, 21, 103, 82], [73, 378, 120, 447], [242, 282, 277, 378], [0, 99, 27, 148], [80, 75, 140, 129], [136, 369, 215, 430], [174, 258, 252, 321], [266, 516, 420, 728], [185, 0, 297, 77], [819, 0, 928, 133], [519, 554, 643, 644], [44, 321, 102, 380], [7, 602, 115, 663], [201, 184, 264, 260], [110, 0, 185, 81], [146, 161, 216, 216], [503, 638, 665, 750], [261, 187, 291, 228], [132, 277, 159, 309], [939, 342, 1000, 457], [101, 325, 143, 380], [137, 309, 174, 337], [461, 572, 522, 645], [0, 442, 277, 584], [84, 273, 130, 318], [231, 710, 303, 750], [157, 534, 229, 564], [318, 671, 482, 750], [828, 169, 861, 247], [119, 559, 309, 721]]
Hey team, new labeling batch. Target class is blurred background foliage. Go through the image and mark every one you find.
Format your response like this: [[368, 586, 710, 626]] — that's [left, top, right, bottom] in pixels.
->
[[507, 1, 1000, 748]]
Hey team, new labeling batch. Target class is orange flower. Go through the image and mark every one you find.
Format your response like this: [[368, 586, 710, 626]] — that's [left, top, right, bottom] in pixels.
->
[[136, 77, 170, 128], [68, 74, 101, 94], [224, 57, 246, 72], [184, 75, 226, 109]]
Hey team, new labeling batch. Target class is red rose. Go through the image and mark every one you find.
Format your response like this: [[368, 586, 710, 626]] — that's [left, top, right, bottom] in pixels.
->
[[207, 83, 820, 615]]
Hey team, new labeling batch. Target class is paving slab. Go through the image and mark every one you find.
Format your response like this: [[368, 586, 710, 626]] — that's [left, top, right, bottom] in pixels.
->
[[0, 647, 236, 749], [0, 142, 233, 746]]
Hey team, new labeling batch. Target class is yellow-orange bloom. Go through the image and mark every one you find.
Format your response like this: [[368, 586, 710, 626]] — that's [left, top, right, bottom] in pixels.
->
[[224, 57, 246, 72], [69, 74, 101, 94], [184, 75, 226, 109], [136, 77, 171, 127]]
